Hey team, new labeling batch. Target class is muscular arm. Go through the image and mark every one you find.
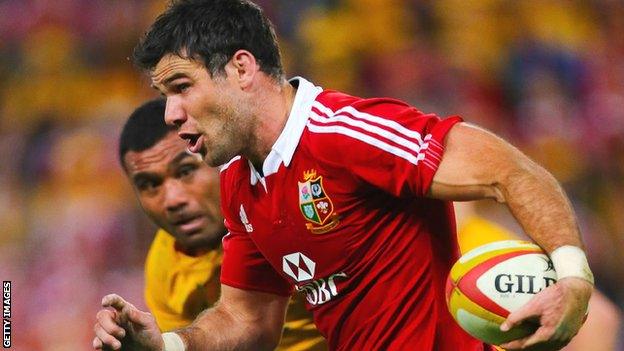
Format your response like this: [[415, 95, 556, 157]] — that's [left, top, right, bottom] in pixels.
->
[[428, 122, 583, 253], [178, 285, 290, 351], [429, 122, 592, 349]]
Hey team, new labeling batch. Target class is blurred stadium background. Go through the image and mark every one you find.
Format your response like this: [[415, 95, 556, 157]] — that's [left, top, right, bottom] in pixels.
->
[[0, 0, 622, 349]]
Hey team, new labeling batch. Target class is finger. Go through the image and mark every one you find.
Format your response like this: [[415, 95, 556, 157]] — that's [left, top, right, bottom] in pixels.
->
[[500, 335, 530, 350], [500, 303, 541, 331], [500, 326, 551, 350], [127, 308, 153, 327], [523, 328, 569, 351], [94, 324, 122, 351], [96, 310, 126, 339], [93, 336, 103, 350], [102, 294, 132, 311]]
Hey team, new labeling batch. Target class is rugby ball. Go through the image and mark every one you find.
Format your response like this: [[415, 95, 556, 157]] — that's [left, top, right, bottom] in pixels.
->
[[446, 240, 557, 345]]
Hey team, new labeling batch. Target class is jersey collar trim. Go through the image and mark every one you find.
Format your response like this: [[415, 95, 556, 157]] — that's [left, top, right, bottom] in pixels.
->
[[250, 77, 323, 186]]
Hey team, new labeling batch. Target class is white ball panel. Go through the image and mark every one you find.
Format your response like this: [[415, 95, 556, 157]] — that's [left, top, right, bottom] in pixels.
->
[[476, 253, 558, 312]]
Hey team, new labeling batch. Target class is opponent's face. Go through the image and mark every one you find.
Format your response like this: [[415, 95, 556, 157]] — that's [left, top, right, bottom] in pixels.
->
[[124, 132, 225, 252], [151, 54, 254, 167]]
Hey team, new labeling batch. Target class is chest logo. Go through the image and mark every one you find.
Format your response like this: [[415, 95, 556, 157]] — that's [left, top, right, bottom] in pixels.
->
[[298, 169, 340, 234]]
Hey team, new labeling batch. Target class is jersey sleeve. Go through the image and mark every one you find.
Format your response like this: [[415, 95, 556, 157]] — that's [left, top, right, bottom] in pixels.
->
[[309, 95, 462, 197], [219, 172, 294, 297]]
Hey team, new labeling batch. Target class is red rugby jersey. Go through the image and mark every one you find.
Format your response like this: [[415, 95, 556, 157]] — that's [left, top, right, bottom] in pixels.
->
[[220, 77, 492, 351]]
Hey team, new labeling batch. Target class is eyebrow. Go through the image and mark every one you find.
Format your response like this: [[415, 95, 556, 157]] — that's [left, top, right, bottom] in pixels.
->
[[132, 171, 161, 185], [130, 151, 198, 183], [151, 72, 189, 90], [170, 151, 197, 166]]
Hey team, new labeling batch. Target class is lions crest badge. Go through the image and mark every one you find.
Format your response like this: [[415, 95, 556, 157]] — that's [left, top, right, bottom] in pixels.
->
[[298, 169, 340, 234]]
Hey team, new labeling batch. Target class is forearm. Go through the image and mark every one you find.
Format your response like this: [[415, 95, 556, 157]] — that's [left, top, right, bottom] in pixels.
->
[[173, 304, 279, 351], [496, 154, 583, 253], [432, 123, 585, 254]]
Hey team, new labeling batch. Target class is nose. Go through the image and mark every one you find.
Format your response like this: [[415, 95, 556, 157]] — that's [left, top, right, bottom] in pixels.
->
[[165, 96, 186, 129], [163, 179, 189, 213]]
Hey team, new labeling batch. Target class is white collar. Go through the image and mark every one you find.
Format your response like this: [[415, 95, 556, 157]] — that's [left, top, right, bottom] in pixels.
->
[[249, 77, 323, 186]]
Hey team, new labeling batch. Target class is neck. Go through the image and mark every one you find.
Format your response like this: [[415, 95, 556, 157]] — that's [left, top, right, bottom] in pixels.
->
[[245, 78, 296, 170], [174, 241, 211, 257]]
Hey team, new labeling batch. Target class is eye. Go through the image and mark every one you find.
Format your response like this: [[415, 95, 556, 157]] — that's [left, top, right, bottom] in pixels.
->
[[136, 179, 161, 193], [177, 164, 198, 178], [175, 83, 191, 94]]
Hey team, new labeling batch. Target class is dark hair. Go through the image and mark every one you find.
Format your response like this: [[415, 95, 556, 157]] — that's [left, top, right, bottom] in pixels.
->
[[118, 98, 176, 170], [132, 0, 284, 79]]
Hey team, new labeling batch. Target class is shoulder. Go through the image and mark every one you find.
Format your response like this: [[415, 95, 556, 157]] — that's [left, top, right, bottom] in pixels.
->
[[219, 155, 243, 178], [219, 156, 247, 199], [305, 91, 434, 162], [314, 90, 426, 121], [309, 91, 437, 148], [218, 156, 250, 227], [311, 90, 462, 147]]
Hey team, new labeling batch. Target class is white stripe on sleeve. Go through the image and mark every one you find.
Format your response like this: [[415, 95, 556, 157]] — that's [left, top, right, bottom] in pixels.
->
[[309, 111, 427, 154], [307, 122, 434, 168], [313, 101, 426, 145]]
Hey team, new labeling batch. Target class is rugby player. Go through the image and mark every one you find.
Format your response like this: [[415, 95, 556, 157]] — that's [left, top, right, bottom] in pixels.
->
[[117, 98, 326, 350]]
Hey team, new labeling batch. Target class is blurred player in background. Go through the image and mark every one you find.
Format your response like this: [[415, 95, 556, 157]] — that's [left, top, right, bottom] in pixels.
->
[[93, 1, 595, 350], [455, 201, 622, 351], [117, 98, 326, 350]]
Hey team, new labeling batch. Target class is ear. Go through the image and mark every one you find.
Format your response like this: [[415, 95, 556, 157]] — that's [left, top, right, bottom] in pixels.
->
[[227, 49, 259, 90]]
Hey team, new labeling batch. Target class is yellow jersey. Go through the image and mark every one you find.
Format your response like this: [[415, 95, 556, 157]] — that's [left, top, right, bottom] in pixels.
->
[[144, 229, 327, 350]]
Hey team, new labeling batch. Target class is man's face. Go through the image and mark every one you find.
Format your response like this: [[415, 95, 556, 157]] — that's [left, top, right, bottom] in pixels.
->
[[150, 54, 254, 167], [124, 132, 224, 252]]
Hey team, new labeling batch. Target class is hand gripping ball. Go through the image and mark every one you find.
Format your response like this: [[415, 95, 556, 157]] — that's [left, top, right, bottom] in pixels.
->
[[446, 240, 557, 345]]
